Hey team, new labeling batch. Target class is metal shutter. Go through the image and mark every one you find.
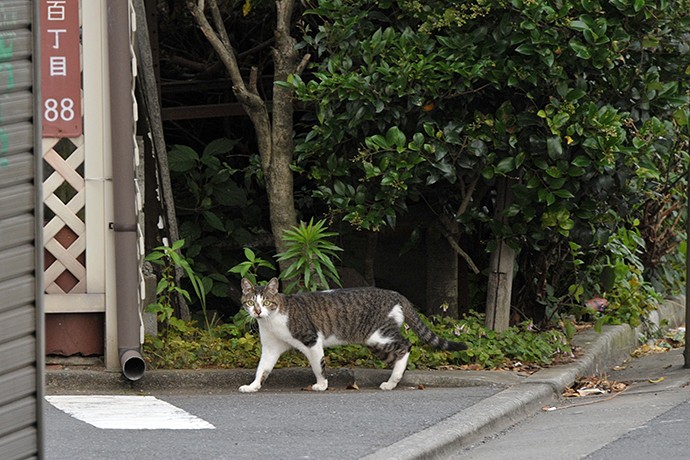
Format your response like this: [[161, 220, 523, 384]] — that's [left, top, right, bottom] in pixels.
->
[[0, 1, 44, 459]]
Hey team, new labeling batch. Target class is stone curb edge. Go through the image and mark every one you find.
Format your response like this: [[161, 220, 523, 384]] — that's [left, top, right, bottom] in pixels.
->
[[362, 296, 686, 460], [45, 363, 522, 394]]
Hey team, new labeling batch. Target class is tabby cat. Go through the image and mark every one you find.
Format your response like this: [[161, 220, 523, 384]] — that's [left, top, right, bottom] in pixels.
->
[[239, 277, 466, 392]]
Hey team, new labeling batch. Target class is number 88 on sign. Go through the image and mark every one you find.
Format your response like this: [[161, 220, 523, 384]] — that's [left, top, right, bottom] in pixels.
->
[[40, 0, 82, 138]]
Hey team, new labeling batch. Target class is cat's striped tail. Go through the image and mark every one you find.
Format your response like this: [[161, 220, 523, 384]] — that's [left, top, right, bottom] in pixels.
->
[[402, 302, 467, 351]]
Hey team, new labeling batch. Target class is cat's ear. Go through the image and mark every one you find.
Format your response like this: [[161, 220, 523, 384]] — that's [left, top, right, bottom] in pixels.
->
[[240, 278, 254, 294], [266, 277, 280, 295]]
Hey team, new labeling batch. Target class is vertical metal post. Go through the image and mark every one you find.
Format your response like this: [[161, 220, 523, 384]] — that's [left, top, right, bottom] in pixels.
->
[[108, 0, 146, 380], [34, 0, 46, 454], [683, 161, 690, 368]]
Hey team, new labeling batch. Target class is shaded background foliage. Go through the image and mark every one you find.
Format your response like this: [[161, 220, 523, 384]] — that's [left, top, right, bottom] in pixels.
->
[[154, 0, 690, 326], [290, 0, 690, 322]]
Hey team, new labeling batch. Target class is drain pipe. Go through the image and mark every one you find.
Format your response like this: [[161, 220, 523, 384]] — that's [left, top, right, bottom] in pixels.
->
[[108, 0, 146, 381]]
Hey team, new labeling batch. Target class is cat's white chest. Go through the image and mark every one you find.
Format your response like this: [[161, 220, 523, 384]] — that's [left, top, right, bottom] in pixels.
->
[[258, 311, 292, 341]]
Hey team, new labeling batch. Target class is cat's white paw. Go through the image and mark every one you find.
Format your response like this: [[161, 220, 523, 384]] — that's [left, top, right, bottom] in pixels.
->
[[239, 384, 260, 393], [379, 381, 397, 391], [311, 380, 328, 391]]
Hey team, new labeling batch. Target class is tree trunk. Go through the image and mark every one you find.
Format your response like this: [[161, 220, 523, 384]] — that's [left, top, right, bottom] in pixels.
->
[[267, 0, 299, 261], [426, 223, 459, 318], [485, 240, 515, 331], [485, 177, 515, 331], [188, 0, 304, 273]]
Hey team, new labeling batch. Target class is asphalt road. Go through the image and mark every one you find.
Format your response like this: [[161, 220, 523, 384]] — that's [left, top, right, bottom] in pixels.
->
[[43, 308, 688, 460], [459, 347, 690, 460], [44, 385, 502, 459]]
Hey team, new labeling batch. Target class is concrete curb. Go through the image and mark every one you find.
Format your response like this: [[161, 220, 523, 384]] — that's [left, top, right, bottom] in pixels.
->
[[362, 383, 556, 460], [45, 364, 522, 394], [363, 296, 686, 460]]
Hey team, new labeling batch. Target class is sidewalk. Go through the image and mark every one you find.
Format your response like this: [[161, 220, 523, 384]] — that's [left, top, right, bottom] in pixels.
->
[[364, 297, 686, 460], [45, 297, 686, 460]]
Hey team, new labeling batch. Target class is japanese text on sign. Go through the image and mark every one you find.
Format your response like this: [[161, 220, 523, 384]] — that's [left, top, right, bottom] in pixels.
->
[[41, 0, 82, 138]]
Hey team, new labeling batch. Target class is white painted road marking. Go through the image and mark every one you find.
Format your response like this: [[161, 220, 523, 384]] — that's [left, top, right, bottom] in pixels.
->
[[46, 395, 216, 430]]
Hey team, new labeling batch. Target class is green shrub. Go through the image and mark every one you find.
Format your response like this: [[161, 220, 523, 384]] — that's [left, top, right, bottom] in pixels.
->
[[144, 309, 571, 370], [291, 0, 690, 323], [275, 218, 343, 293], [145, 239, 208, 331]]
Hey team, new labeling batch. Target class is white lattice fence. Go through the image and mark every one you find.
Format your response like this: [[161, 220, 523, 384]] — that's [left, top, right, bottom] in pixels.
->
[[43, 136, 86, 294]]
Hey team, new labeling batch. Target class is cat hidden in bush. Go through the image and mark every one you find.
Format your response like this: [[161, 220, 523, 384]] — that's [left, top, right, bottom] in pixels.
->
[[239, 277, 466, 392]]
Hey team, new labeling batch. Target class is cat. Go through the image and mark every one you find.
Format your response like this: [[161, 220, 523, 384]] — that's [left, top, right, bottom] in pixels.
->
[[238, 277, 466, 392]]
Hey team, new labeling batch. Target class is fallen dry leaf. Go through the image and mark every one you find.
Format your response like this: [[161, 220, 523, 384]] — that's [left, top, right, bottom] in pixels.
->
[[632, 343, 671, 358], [631, 328, 685, 358], [611, 382, 627, 392], [417, 384, 426, 390], [563, 388, 580, 398], [346, 382, 360, 390], [563, 375, 628, 397], [577, 388, 606, 397]]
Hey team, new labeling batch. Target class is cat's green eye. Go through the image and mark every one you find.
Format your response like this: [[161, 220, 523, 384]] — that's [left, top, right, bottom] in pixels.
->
[[246, 300, 255, 307], [264, 300, 272, 307]]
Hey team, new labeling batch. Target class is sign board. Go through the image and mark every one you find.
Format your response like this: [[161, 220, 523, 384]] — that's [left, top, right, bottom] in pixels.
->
[[40, 0, 82, 138]]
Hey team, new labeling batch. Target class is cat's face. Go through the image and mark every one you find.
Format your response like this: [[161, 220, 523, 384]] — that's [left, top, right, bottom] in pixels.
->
[[240, 278, 280, 319]]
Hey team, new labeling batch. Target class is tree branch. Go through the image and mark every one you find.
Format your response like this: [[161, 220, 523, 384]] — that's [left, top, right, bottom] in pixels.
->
[[249, 66, 259, 94], [296, 53, 312, 76], [457, 176, 478, 217], [187, 0, 272, 169], [208, 0, 232, 50], [275, 0, 295, 39], [437, 215, 480, 274], [440, 224, 481, 274], [187, 0, 247, 95]]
